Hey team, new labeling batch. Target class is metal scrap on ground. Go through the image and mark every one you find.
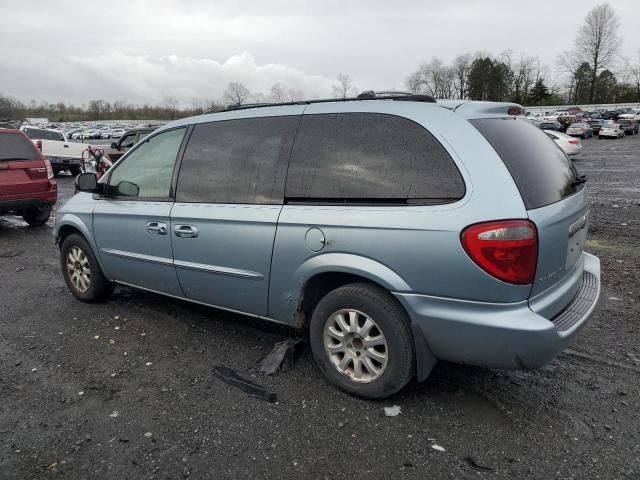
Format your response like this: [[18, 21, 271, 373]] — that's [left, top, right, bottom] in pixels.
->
[[259, 338, 302, 375], [213, 365, 277, 403]]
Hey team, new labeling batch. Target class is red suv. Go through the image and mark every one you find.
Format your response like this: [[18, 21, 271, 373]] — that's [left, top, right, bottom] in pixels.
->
[[0, 129, 57, 225]]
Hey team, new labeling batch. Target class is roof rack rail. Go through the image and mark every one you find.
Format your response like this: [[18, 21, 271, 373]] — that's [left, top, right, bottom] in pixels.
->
[[209, 90, 437, 114]]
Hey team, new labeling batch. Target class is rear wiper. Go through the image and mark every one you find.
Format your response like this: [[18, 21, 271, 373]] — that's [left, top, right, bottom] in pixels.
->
[[571, 175, 587, 186]]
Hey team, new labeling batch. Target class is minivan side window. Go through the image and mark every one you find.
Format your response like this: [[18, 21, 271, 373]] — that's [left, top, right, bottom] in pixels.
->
[[175, 116, 298, 204], [106, 127, 186, 199], [285, 113, 465, 204]]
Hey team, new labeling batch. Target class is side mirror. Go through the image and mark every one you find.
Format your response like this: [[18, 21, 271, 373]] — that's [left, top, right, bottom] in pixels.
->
[[76, 173, 98, 192], [110, 142, 118, 150]]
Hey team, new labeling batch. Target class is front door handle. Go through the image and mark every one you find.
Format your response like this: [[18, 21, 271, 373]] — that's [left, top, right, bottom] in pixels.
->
[[146, 221, 167, 235], [174, 224, 199, 238]]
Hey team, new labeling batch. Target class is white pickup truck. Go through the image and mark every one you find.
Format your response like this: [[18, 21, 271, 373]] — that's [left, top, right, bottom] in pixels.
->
[[20, 126, 91, 176]]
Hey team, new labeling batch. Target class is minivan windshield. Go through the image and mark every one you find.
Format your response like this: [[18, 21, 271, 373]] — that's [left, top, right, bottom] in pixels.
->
[[471, 118, 581, 210], [0, 133, 40, 161]]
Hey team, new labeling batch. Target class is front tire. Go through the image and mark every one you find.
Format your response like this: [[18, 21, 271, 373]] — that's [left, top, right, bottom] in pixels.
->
[[309, 283, 415, 399], [60, 233, 114, 302]]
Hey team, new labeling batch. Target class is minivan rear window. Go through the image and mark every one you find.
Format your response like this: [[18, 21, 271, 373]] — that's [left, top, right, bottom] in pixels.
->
[[0, 133, 40, 161], [470, 118, 581, 210]]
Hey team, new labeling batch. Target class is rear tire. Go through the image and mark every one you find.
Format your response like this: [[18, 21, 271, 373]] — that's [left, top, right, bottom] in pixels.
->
[[22, 205, 51, 226], [309, 282, 415, 399], [60, 233, 114, 302]]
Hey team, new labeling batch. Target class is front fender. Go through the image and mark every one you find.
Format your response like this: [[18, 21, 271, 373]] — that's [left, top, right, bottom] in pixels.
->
[[54, 208, 107, 278]]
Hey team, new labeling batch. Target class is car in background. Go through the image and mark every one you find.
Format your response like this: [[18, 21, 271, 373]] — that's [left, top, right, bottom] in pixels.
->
[[544, 130, 582, 156], [599, 123, 625, 139], [100, 130, 112, 139], [0, 129, 57, 225], [565, 123, 593, 139], [105, 126, 157, 162], [618, 109, 640, 121], [110, 128, 125, 139], [20, 125, 87, 176], [538, 120, 562, 131], [586, 119, 603, 135], [617, 118, 638, 136]]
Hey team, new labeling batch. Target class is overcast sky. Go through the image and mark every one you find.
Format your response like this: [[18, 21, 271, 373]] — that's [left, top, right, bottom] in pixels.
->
[[1, 0, 638, 106]]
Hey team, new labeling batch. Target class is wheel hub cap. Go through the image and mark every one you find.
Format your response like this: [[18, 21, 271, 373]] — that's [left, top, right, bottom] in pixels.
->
[[323, 309, 388, 383], [66, 246, 91, 293]]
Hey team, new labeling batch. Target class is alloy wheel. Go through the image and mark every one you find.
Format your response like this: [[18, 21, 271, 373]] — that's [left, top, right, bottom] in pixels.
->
[[323, 309, 388, 383], [66, 246, 91, 293]]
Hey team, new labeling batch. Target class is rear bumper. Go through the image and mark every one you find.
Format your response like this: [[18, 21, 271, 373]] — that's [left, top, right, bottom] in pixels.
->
[[47, 156, 83, 167], [0, 181, 57, 213], [395, 252, 600, 374]]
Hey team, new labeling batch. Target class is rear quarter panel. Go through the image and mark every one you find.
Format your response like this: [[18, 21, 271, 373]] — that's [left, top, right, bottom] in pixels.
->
[[268, 101, 531, 325]]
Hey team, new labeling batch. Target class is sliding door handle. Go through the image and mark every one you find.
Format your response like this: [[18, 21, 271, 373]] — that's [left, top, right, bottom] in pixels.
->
[[174, 224, 199, 238], [146, 221, 167, 235]]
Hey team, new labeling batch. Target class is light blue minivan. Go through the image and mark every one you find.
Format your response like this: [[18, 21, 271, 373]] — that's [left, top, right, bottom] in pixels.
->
[[55, 92, 600, 398]]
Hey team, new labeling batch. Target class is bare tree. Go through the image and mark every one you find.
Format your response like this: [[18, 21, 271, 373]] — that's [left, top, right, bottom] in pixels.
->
[[163, 95, 179, 119], [269, 83, 288, 102], [331, 73, 357, 99], [573, 3, 621, 102], [223, 82, 251, 106], [452, 54, 472, 99], [625, 50, 640, 102]]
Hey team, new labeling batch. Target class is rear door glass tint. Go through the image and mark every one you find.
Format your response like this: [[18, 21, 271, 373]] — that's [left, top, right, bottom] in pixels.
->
[[285, 113, 465, 204], [470, 118, 580, 210], [176, 116, 299, 204], [0, 134, 39, 161]]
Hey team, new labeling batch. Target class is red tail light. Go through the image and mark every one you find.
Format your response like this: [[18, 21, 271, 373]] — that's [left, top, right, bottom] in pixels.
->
[[43, 159, 54, 179], [461, 220, 538, 285], [568, 139, 579, 145], [36, 140, 43, 151]]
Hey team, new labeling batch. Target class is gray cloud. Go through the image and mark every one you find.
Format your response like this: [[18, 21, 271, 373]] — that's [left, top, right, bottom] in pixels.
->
[[1, 0, 638, 105]]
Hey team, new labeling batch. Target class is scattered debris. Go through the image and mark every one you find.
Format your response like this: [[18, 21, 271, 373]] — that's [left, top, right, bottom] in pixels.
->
[[31, 368, 37, 373], [144, 432, 153, 438], [384, 405, 402, 417], [213, 365, 277, 402], [259, 338, 302, 375], [115, 326, 120, 330], [109, 339, 115, 344], [109, 410, 119, 418], [464, 456, 494, 471], [608, 297, 622, 301], [78, 391, 84, 396], [114, 316, 120, 320], [93, 335, 100, 339], [145, 362, 152, 366], [431, 445, 445, 452]]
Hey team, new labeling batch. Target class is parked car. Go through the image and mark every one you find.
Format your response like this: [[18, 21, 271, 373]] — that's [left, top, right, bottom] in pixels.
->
[[0, 129, 57, 225], [544, 130, 582, 156], [599, 123, 625, 138], [618, 108, 640, 121], [110, 128, 126, 139], [586, 119, 603, 135], [105, 127, 156, 162], [20, 125, 87, 176], [565, 122, 593, 139], [55, 95, 601, 399], [538, 121, 562, 131], [617, 118, 638, 136]]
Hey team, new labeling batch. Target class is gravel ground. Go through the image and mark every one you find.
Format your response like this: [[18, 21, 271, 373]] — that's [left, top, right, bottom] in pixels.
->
[[1, 134, 639, 479]]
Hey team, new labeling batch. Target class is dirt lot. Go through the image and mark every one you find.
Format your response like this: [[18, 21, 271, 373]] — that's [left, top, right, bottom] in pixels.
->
[[1, 134, 639, 479]]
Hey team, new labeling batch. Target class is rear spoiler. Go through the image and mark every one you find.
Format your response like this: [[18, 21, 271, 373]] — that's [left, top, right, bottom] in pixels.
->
[[438, 100, 525, 119]]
